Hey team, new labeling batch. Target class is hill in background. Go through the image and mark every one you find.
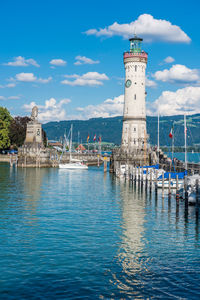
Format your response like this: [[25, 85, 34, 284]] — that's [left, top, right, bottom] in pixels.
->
[[43, 114, 200, 147]]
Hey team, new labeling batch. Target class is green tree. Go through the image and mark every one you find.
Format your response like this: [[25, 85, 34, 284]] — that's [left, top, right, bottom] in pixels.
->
[[0, 107, 12, 149], [9, 116, 47, 148], [9, 116, 31, 147]]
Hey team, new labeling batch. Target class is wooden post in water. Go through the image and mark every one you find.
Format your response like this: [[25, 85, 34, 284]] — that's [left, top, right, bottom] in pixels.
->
[[138, 166, 140, 184], [176, 174, 179, 201], [97, 155, 100, 167], [155, 169, 158, 192], [184, 175, 188, 209], [145, 168, 148, 190], [162, 171, 164, 198], [196, 179, 199, 209], [150, 168, 152, 187], [141, 167, 143, 186], [168, 173, 171, 199], [131, 165, 134, 182], [104, 157, 107, 173], [134, 167, 137, 185]]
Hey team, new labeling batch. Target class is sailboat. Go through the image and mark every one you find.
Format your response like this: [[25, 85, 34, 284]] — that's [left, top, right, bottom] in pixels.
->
[[156, 114, 187, 189], [59, 125, 88, 170]]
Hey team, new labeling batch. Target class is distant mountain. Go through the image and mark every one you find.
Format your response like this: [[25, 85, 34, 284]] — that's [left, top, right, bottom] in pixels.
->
[[43, 114, 200, 147]]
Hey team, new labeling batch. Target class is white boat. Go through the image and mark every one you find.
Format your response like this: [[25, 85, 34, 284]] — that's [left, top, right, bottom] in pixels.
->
[[59, 161, 88, 169], [59, 125, 88, 170]]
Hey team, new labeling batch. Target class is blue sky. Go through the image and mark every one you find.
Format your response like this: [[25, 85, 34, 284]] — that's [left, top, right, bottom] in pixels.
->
[[0, 0, 200, 123]]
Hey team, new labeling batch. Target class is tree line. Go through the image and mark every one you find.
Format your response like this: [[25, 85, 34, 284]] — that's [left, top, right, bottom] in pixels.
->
[[0, 106, 46, 151]]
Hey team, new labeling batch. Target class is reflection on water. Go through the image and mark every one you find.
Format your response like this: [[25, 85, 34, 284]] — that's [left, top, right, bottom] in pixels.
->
[[0, 163, 200, 299]]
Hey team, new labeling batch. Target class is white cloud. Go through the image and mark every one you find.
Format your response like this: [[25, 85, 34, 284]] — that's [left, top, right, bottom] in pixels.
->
[[85, 14, 191, 43], [50, 59, 67, 66], [75, 95, 124, 119], [61, 72, 109, 86], [0, 83, 16, 88], [163, 56, 175, 63], [4, 56, 39, 67], [23, 98, 71, 123], [147, 86, 200, 116], [154, 64, 199, 84], [15, 73, 52, 84], [146, 77, 157, 87], [0, 95, 20, 100], [16, 73, 37, 82], [74, 55, 100, 65], [37, 77, 52, 83]]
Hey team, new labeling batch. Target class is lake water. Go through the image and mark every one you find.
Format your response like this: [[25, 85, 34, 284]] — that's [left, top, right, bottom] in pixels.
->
[[166, 152, 200, 164], [0, 163, 200, 299]]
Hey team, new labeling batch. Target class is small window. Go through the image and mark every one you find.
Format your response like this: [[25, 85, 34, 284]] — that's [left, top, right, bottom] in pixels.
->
[[134, 94, 136, 100], [135, 65, 137, 72], [134, 128, 136, 132]]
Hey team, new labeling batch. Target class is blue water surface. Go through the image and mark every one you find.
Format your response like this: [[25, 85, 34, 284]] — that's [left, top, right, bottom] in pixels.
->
[[0, 163, 200, 299]]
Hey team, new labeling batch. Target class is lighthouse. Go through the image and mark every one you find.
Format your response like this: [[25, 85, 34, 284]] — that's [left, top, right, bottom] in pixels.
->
[[121, 35, 148, 153]]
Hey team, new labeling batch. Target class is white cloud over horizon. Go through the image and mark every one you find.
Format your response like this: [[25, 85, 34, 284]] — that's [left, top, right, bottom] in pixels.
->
[[147, 86, 200, 116], [4, 56, 40, 67], [50, 59, 67, 66], [74, 55, 100, 65], [154, 64, 200, 84], [85, 14, 191, 43], [23, 98, 71, 123], [61, 72, 109, 86], [14, 73, 52, 84], [75, 95, 124, 119]]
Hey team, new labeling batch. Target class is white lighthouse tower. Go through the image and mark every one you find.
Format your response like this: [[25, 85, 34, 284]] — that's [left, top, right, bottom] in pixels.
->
[[121, 35, 148, 153]]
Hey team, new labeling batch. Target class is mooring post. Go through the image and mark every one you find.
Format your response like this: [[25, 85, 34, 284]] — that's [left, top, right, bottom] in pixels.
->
[[155, 169, 158, 193], [150, 168, 152, 187], [97, 155, 100, 167], [104, 157, 107, 173], [145, 168, 148, 190], [138, 166, 140, 184], [134, 167, 137, 185], [141, 167, 143, 186], [184, 175, 188, 209], [162, 171, 164, 198], [168, 173, 171, 197], [196, 179, 199, 209], [131, 165, 134, 182], [176, 174, 179, 201]]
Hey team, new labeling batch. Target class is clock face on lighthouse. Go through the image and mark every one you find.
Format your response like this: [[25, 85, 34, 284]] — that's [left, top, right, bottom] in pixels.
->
[[125, 79, 132, 88]]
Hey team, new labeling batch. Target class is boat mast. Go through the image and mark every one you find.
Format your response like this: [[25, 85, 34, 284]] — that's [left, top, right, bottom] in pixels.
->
[[70, 124, 73, 162], [172, 122, 174, 161], [184, 114, 187, 171], [157, 112, 160, 164]]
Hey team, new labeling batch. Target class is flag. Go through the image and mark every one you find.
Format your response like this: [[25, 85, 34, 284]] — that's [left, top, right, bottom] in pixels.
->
[[98, 136, 102, 143], [169, 127, 173, 138], [87, 134, 90, 142], [93, 134, 96, 141]]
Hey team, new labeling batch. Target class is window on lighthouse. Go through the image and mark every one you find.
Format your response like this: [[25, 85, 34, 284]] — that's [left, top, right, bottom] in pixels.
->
[[134, 94, 136, 100], [135, 65, 137, 72]]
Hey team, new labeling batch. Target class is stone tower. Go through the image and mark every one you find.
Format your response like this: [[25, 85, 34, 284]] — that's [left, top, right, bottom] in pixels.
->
[[121, 35, 148, 153]]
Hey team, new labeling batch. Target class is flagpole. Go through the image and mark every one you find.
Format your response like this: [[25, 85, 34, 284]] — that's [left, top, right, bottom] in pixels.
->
[[184, 114, 187, 171], [158, 112, 160, 151], [157, 111, 160, 164], [172, 123, 174, 161]]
